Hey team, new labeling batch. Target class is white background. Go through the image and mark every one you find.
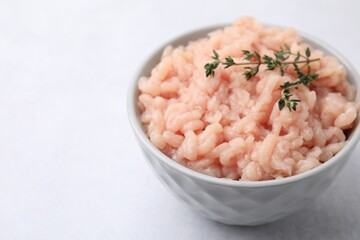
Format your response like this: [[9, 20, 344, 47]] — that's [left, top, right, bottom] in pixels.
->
[[1, 0, 360, 239]]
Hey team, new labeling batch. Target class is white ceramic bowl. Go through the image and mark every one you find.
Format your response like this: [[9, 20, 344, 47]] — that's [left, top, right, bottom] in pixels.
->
[[127, 26, 360, 225]]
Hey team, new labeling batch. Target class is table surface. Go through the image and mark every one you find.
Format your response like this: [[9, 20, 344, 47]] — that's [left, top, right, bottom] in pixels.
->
[[1, 0, 360, 239]]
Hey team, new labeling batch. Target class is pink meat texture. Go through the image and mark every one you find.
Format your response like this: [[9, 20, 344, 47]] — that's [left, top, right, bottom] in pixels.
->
[[137, 17, 358, 181]]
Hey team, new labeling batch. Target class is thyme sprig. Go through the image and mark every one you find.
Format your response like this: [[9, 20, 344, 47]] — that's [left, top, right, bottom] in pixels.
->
[[204, 45, 320, 111]]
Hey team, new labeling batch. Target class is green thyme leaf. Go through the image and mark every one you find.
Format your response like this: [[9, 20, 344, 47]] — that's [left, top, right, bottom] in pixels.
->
[[278, 99, 285, 110], [213, 50, 219, 60]]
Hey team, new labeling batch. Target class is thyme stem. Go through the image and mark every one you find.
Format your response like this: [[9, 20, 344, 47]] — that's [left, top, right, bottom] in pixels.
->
[[204, 46, 320, 111], [218, 58, 320, 66]]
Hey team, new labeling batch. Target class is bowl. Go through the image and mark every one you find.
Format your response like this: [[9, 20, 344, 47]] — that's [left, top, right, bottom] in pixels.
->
[[127, 25, 360, 225]]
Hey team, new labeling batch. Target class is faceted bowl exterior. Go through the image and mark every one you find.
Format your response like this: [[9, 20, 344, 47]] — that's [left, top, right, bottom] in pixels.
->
[[128, 25, 360, 225]]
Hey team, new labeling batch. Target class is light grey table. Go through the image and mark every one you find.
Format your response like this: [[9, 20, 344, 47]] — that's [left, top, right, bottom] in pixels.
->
[[0, 0, 359, 239]]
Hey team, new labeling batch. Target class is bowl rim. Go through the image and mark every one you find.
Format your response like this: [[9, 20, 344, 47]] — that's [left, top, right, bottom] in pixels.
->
[[127, 24, 360, 188]]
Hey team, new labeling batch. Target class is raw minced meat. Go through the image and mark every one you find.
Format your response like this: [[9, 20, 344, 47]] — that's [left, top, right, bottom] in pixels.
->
[[137, 17, 358, 181]]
